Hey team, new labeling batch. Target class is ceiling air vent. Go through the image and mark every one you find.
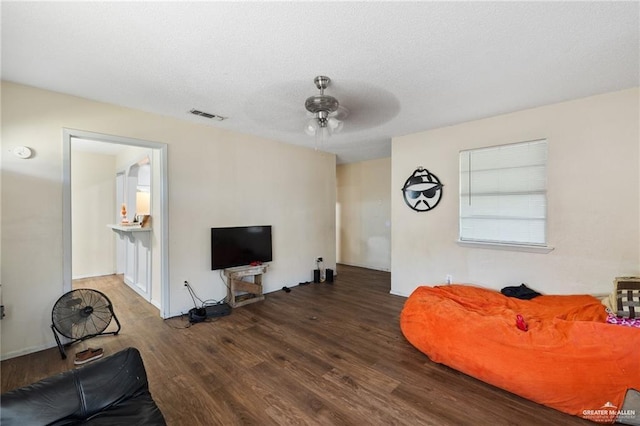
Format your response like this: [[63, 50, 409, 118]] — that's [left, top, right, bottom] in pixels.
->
[[189, 109, 226, 121]]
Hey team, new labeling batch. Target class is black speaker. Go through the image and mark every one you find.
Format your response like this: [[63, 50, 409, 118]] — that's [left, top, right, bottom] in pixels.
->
[[326, 268, 334, 283], [313, 269, 320, 283]]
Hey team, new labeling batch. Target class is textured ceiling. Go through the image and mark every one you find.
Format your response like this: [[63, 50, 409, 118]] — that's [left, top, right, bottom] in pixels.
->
[[2, 2, 638, 164]]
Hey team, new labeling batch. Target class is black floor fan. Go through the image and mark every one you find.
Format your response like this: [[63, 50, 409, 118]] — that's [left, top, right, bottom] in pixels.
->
[[51, 289, 121, 359]]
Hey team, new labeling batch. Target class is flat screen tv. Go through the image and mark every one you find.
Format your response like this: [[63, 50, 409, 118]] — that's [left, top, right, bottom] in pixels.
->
[[211, 225, 272, 270]]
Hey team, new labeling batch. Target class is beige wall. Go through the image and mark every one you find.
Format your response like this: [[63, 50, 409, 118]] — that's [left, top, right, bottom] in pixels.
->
[[392, 88, 640, 297], [0, 81, 336, 359], [336, 158, 391, 271], [71, 151, 116, 278]]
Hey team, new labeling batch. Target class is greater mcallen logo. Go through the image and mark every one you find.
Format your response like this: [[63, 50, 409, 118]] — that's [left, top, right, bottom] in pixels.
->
[[582, 402, 636, 422]]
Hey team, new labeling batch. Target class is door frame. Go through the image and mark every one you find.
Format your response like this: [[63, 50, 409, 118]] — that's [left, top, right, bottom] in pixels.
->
[[62, 128, 170, 318]]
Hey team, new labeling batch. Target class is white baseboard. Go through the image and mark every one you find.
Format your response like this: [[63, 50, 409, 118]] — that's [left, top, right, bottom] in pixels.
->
[[1, 342, 57, 361], [167, 309, 190, 320], [338, 261, 390, 272], [72, 272, 118, 280], [389, 289, 409, 298]]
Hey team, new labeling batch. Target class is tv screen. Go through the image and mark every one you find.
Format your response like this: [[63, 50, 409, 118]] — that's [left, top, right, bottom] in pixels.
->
[[211, 225, 272, 270]]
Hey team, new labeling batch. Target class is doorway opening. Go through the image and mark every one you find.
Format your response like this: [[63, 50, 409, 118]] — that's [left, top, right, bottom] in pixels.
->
[[62, 129, 170, 318]]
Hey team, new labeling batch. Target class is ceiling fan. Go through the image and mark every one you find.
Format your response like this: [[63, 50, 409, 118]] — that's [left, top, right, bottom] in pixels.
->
[[304, 76, 347, 137]]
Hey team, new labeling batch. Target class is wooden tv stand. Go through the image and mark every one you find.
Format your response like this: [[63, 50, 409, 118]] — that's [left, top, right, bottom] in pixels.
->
[[224, 264, 268, 307]]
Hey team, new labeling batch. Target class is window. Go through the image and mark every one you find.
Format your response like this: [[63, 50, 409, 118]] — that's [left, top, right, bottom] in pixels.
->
[[459, 139, 548, 249]]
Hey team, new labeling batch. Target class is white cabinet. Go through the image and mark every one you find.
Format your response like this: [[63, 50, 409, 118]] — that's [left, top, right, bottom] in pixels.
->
[[109, 225, 152, 301], [112, 154, 153, 302], [135, 232, 151, 294], [124, 235, 135, 284]]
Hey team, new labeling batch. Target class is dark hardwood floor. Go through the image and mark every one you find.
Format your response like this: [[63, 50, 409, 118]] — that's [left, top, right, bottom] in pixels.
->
[[1, 265, 592, 425]]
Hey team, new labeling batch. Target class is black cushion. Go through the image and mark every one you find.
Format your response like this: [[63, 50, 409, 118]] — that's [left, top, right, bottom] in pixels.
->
[[1, 347, 165, 426], [82, 394, 165, 425], [501, 283, 542, 300]]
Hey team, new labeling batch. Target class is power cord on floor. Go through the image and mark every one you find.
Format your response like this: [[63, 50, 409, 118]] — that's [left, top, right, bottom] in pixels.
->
[[163, 313, 193, 329], [163, 311, 222, 329]]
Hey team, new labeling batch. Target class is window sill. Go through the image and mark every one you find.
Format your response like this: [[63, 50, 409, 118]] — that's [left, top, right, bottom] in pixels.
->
[[456, 240, 554, 254]]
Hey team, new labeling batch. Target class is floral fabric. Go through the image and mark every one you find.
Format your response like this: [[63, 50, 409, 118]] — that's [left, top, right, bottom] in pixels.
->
[[607, 312, 640, 328]]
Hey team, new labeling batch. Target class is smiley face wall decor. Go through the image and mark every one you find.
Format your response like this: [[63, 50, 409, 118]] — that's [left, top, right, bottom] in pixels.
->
[[401, 167, 443, 212]]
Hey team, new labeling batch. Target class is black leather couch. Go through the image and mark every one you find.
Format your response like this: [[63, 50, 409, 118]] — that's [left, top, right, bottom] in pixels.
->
[[1, 347, 166, 425]]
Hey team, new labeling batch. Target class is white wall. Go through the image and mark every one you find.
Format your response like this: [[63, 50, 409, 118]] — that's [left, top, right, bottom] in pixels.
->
[[0, 81, 336, 359], [336, 158, 391, 271], [392, 88, 640, 297], [71, 151, 116, 278]]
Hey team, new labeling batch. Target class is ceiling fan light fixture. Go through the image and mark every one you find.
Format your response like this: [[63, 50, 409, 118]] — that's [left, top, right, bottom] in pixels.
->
[[327, 117, 343, 133], [305, 118, 319, 136], [304, 76, 343, 137]]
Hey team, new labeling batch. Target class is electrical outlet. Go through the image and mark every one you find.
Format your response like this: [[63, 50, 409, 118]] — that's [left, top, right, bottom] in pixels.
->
[[446, 274, 452, 284]]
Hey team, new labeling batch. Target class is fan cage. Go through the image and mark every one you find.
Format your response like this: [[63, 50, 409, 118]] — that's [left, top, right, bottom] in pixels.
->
[[51, 288, 120, 359]]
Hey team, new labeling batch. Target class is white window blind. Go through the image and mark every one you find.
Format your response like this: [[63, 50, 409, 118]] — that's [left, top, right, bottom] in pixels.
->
[[459, 139, 548, 246]]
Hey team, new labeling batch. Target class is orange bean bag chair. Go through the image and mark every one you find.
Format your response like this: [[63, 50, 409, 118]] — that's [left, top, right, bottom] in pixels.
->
[[400, 284, 640, 424]]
